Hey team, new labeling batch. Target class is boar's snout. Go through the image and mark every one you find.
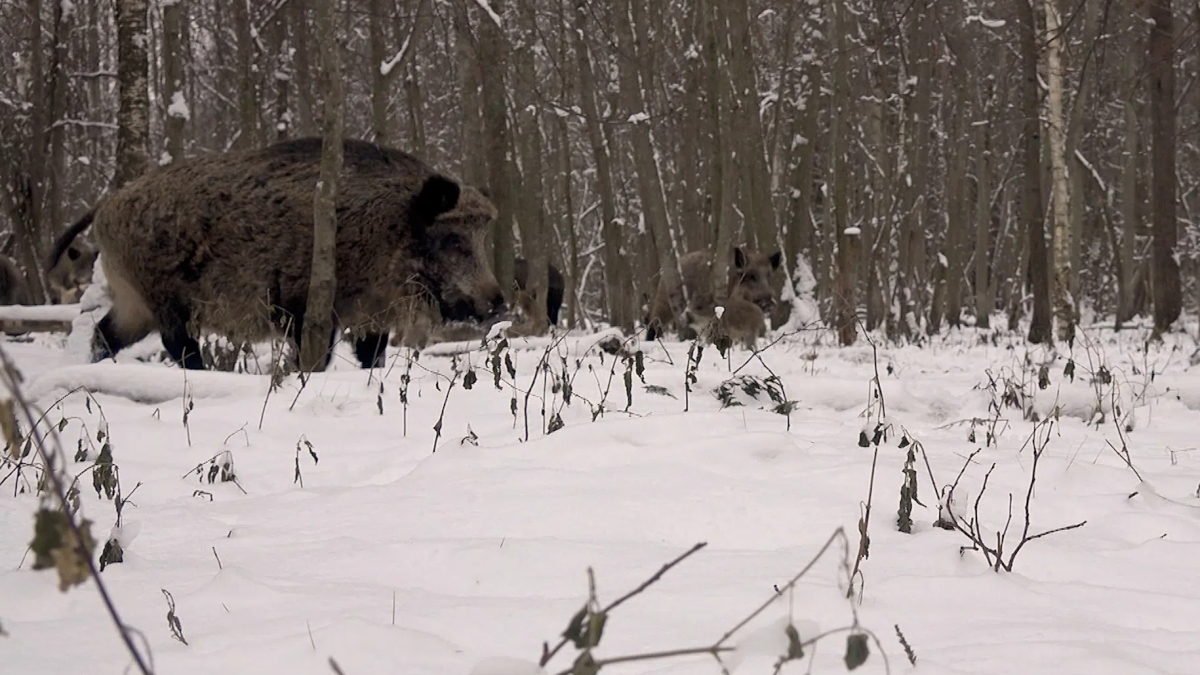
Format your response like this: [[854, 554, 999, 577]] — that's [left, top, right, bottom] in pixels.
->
[[439, 285, 507, 323], [487, 290, 507, 318]]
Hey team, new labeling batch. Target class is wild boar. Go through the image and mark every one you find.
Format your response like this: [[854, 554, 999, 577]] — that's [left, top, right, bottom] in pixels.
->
[[645, 246, 781, 341], [0, 256, 32, 306], [513, 257, 566, 326], [48, 137, 506, 370]]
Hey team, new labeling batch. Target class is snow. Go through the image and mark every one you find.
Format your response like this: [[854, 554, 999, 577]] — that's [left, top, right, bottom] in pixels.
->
[[966, 15, 1007, 29], [485, 320, 513, 341], [777, 255, 819, 331], [0, 303, 80, 322], [627, 112, 650, 124], [380, 35, 413, 77], [3, 323, 1200, 675], [168, 90, 191, 120], [473, 0, 503, 31], [470, 657, 547, 675]]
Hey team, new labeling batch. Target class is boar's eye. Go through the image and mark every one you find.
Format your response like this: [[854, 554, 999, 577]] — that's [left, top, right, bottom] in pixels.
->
[[744, 272, 757, 283], [438, 233, 469, 254]]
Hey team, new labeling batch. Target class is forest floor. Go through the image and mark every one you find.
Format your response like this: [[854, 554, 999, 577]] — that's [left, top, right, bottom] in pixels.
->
[[2, 318, 1199, 675]]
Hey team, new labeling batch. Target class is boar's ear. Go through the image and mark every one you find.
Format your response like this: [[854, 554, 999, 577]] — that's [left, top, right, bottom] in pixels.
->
[[733, 246, 747, 269], [413, 175, 461, 225], [769, 251, 782, 270]]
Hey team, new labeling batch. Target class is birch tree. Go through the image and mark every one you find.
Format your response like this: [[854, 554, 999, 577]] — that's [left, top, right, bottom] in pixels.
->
[[114, 0, 151, 190], [1044, 0, 1073, 342]]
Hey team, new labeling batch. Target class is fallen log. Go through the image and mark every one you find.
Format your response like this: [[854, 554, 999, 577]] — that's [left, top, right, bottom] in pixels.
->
[[0, 304, 81, 334]]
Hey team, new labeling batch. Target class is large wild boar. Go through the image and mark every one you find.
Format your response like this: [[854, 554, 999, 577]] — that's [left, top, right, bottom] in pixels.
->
[[48, 137, 506, 370], [645, 246, 781, 341], [513, 257, 566, 326], [0, 256, 32, 306], [45, 233, 99, 304]]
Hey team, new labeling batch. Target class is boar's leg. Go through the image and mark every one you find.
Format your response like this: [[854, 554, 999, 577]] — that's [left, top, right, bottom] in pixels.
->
[[547, 264, 565, 326], [353, 333, 389, 369], [157, 305, 206, 370], [645, 308, 668, 341], [92, 311, 143, 363]]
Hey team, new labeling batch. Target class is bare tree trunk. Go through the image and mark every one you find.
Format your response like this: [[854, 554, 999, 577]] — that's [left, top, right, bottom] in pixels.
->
[[371, 0, 431, 146], [300, 0, 343, 372], [403, 60, 426, 156], [233, 0, 260, 149], [724, 0, 776, 252], [573, 0, 632, 330], [828, 0, 853, 345], [162, 0, 188, 163], [270, 2, 291, 141], [1016, 0, 1051, 343], [8, 0, 50, 303], [113, 0, 151, 190], [943, 87, 968, 330], [836, 228, 860, 346], [46, 0, 70, 240], [675, 1, 705, 254], [766, 1, 796, 198], [557, 114, 577, 328], [1044, 0, 1073, 343], [512, 0, 548, 333], [702, 0, 733, 287], [455, 3, 486, 185], [369, 0, 390, 143], [291, 0, 315, 136], [1066, 0, 1100, 317], [1148, 0, 1181, 334], [28, 0, 45, 234], [973, 108, 993, 328], [786, 64, 819, 310], [477, 0, 515, 301], [1116, 55, 1139, 328], [615, 0, 680, 297]]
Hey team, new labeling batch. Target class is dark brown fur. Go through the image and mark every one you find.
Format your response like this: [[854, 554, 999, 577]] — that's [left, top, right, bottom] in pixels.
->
[[645, 246, 781, 341], [0, 255, 32, 306], [389, 284, 547, 349], [52, 137, 505, 370]]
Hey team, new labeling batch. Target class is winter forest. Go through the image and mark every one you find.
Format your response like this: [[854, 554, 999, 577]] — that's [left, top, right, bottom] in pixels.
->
[[2, 0, 1200, 674], [0, 0, 1193, 338]]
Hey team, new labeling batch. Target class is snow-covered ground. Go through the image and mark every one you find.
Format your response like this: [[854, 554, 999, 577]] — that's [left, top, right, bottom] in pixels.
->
[[2, 321, 1200, 675]]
